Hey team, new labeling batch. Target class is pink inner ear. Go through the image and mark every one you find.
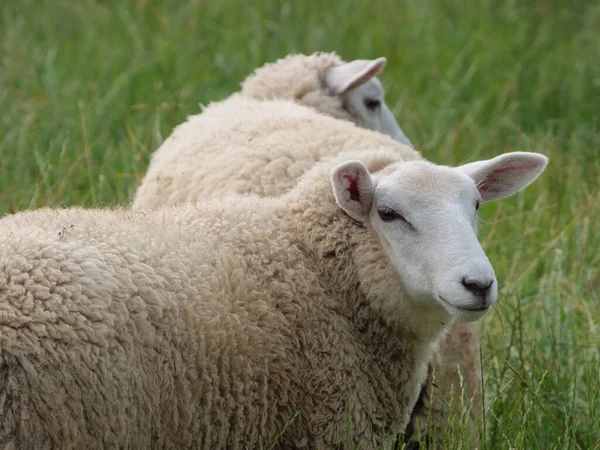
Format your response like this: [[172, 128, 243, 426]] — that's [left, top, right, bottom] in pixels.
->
[[479, 161, 538, 195], [479, 175, 502, 195], [342, 174, 361, 202], [362, 65, 381, 81], [493, 161, 539, 175]]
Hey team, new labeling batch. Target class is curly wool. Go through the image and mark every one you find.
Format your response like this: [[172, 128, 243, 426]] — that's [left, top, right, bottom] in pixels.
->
[[240, 52, 356, 123], [132, 95, 410, 209], [0, 149, 449, 450]]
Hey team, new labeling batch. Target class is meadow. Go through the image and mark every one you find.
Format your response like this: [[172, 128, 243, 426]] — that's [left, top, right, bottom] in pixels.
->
[[1, 0, 599, 448]]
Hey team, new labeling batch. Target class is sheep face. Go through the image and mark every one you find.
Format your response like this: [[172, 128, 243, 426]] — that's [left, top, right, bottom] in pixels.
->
[[324, 58, 414, 148], [331, 151, 548, 322]]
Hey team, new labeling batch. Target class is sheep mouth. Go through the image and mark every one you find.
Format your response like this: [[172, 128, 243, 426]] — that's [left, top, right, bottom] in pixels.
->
[[437, 296, 489, 312]]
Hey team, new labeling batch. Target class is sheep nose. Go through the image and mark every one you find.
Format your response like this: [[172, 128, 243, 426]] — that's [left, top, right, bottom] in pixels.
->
[[461, 277, 494, 305]]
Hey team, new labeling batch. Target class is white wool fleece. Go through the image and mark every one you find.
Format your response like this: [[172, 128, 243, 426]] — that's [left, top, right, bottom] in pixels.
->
[[133, 95, 415, 210]]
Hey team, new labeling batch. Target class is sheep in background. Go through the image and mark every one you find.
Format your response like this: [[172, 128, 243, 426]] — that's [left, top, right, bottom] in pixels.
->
[[132, 96, 412, 209], [0, 148, 548, 449], [240, 52, 413, 147]]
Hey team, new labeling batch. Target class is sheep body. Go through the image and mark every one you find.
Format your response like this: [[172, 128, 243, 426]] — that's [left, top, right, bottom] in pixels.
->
[[0, 149, 441, 450], [133, 95, 412, 209], [132, 93, 481, 446]]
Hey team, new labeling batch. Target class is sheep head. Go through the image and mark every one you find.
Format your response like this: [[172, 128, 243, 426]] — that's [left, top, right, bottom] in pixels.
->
[[240, 52, 414, 148], [324, 57, 413, 148], [331, 152, 548, 323]]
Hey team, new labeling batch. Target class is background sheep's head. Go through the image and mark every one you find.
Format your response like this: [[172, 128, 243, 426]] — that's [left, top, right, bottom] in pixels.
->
[[241, 52, 413, 148], [323, 57, 413, 147], [331, 152, 548, 323]]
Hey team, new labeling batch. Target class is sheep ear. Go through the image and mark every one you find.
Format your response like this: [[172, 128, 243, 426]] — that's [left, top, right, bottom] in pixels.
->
[[331, 160, 374, 223], [325, 57, 387, 95], [456, 152, 549, 202]]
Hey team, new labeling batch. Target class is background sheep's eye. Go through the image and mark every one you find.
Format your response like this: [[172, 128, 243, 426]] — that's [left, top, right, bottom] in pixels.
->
[[378, 207, 404, 222], [364, 98, 381, 111], [475, 201, 480, 210]]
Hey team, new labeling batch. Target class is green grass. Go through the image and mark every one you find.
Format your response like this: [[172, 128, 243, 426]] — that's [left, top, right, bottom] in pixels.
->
[[1, 0, 599, 448]]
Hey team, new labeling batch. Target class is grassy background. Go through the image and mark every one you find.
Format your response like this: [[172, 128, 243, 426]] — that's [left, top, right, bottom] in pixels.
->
[[1, 0, 599, 448]]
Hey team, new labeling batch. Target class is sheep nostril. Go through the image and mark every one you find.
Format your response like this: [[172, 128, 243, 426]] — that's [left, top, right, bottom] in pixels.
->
[[461, 277, 494, 301]]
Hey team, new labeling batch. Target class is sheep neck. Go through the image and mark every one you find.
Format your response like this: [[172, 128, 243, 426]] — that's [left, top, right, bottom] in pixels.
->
[[281, 191, 454, 346], [277, 196, 455, 438]]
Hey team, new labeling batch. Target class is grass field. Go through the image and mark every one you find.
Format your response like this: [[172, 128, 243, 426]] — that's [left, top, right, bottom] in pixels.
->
[[1, 0, 599, 448]]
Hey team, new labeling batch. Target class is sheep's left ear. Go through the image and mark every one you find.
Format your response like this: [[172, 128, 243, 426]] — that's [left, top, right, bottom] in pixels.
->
[[325, 57, 387, 95], [456, 152, 549, 202], [331, 160, 374, 223]]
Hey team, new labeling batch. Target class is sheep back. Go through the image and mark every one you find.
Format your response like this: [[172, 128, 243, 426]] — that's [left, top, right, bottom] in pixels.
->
[[133, 95, 415, 210]]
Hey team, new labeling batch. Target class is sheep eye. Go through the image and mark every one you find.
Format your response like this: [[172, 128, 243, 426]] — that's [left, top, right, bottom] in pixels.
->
[[364, 98, 381, 111], [378, 207, 405, 223], [475, 201, 480, 211]]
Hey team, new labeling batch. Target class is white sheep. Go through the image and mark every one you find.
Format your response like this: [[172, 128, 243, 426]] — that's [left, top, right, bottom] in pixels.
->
[[0, 148, 548, 450], [240, 52, 413, 147], [132, 96, 415, 209], [133, 92, 419, 207], [132, 89, 480, 444]]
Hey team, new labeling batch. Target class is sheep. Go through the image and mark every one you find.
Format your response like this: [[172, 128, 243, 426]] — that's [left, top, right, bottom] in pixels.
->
[[132, 96, 414, 210], [0, 148, 548, 450], [132, 94, 481, 445], [240, 52, 413, 147]]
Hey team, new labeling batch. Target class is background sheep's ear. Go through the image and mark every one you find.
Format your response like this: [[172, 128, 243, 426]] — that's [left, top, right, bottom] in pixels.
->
[[324, 57, 387, 95], [331, 160, 374, 223], [457, 152, 549, 202]]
